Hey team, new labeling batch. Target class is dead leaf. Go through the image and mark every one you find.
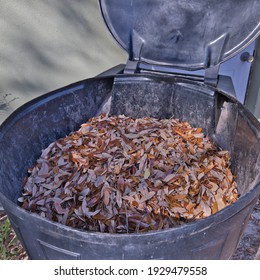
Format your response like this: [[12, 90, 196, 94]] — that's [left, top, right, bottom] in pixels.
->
[[116, 190, 122, 208], [144, 168, 151, 179], [215, 191, 226, 211], [163, 174, 176, 183], [20, 114, 238, 234], [140, 191, 155, 203], [38, 162, 49, 177]]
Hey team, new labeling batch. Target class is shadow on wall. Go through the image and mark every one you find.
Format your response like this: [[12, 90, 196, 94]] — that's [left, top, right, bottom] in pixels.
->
[[0, 93, 19, 120], [0, 0, 126, 123]]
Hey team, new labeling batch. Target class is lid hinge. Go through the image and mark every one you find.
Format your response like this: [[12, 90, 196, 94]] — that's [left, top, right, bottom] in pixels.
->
[[124, 60, 139, 74], [204, 64, 220, 87], [123, 29, 144, 74]]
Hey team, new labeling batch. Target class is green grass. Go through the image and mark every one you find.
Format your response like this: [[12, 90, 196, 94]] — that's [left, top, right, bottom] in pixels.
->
[[0, 213, 27, 260], [0, 217, 11, 259]]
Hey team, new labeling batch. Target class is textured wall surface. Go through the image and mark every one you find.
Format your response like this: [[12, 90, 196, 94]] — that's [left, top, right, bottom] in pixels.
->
[[245, 39, 260, 119], [0, 0, 126, 124]]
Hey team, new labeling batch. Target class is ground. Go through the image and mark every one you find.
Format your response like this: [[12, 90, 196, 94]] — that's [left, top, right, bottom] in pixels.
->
[[231, 198, 260, 260], [0, 211, 27, 260]]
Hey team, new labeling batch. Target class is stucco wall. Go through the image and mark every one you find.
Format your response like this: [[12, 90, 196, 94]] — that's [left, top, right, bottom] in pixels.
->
[[0, 1, 259, 124], [0, 0, 126, 124], [245, 39, 260, 119]]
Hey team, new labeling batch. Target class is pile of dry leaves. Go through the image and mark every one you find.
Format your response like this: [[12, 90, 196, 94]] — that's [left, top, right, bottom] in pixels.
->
[[19, 114, 238, 233]]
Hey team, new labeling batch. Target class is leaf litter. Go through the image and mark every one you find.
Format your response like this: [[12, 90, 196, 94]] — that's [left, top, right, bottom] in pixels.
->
[[20, 114, 238, 233]]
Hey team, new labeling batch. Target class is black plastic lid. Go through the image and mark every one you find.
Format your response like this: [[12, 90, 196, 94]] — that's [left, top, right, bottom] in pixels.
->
[[99, 0, 260, 71]]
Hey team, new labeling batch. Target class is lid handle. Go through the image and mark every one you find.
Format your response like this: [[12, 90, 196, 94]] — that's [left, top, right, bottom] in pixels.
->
[[205, 33, 229, 68], [205, 65, 220, 87], [130, 29, 144, 61]]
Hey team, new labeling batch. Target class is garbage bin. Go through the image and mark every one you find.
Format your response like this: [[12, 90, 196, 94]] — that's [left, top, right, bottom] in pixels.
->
[[0, 0, 259, 259]]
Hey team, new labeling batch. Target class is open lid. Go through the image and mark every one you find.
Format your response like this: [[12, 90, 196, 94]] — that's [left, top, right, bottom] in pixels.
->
[[99, 0, 260, 71]]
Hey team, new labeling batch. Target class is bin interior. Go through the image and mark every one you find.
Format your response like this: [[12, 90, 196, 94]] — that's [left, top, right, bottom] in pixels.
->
[[0, 74, 259, 209]]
